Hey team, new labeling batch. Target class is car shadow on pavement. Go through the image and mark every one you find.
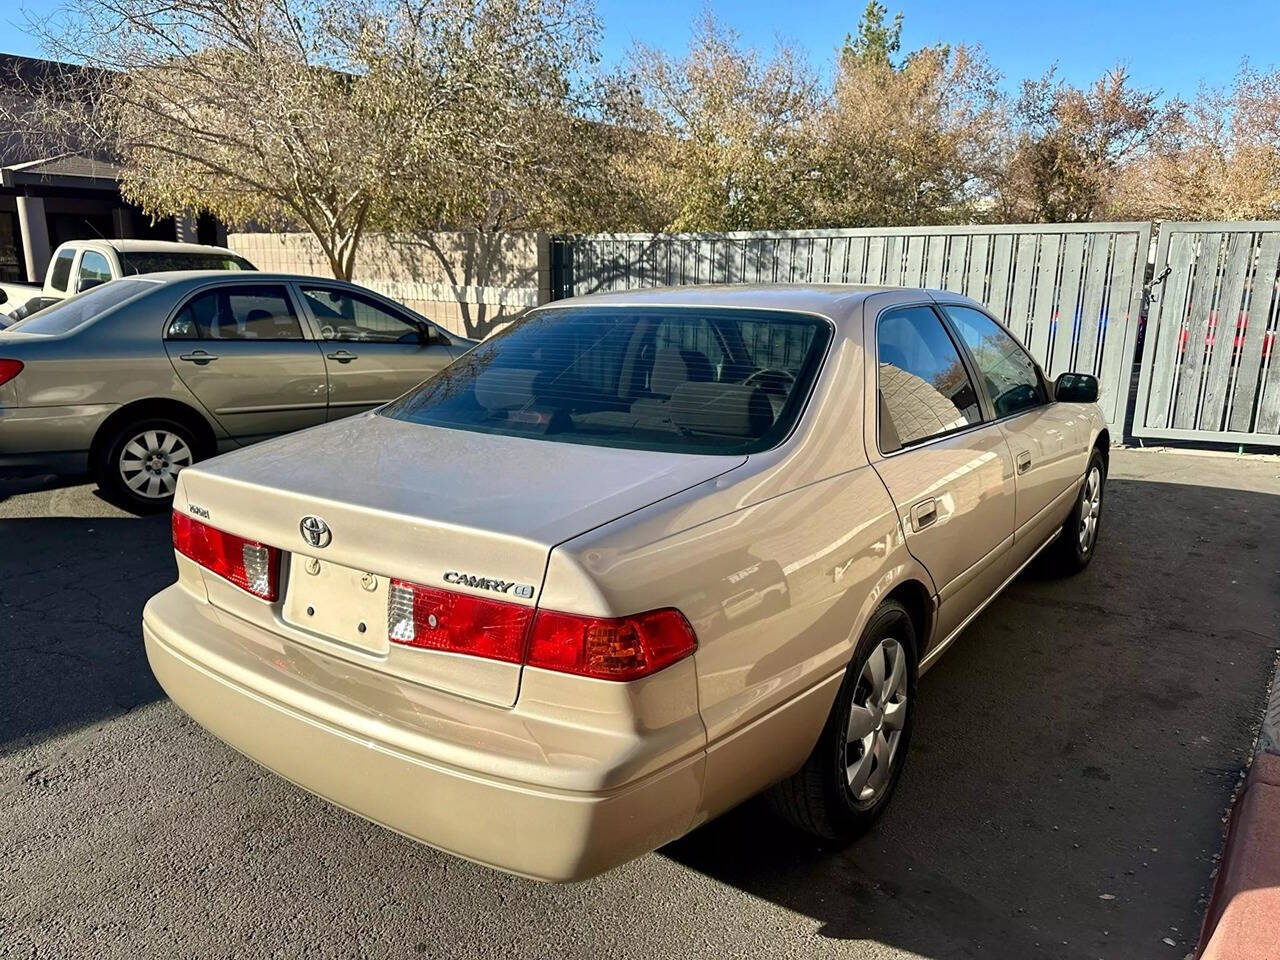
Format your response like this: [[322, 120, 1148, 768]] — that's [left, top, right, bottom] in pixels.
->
[[0, 506, 174, 751], [663, 476, 1280, 960]]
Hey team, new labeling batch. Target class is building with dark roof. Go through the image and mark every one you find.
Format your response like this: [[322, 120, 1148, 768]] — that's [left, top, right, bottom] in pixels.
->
[[0, 53, 224, 284]]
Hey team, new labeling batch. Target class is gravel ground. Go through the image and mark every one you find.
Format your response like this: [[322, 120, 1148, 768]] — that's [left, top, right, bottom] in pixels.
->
[[2, 448, 1278, 960]]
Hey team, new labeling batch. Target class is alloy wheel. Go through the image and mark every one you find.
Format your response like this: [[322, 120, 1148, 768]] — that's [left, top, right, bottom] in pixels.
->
[[845, 637, 909, 805], [118, 429, 193, 500], [1078, 465, 1102, 553]]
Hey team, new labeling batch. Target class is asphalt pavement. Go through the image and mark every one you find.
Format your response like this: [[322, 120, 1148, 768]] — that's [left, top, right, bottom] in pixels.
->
[[2, 448, 1278, 960]]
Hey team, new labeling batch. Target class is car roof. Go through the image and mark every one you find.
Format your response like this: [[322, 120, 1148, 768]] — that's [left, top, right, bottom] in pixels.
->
[[132, 270, 359, 286], [544, 283, 974, 325], [65, 239, 242, 257], [122, 272, 416, 306]]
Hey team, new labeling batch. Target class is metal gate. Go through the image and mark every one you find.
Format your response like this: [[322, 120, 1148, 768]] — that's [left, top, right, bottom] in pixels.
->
[[1133, 222, 1280, 448], [550, 223, 1152, 432]]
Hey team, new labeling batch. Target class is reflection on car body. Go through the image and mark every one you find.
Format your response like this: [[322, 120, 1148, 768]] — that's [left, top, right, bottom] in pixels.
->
[[0, 272, 472, 508], [141, 284, 1109, 881]]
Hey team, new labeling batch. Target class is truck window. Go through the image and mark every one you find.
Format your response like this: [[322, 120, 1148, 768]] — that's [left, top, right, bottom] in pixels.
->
[[77, 250, 113, 292], [48, 248, 76, 293], [120, 252, 255, 274]]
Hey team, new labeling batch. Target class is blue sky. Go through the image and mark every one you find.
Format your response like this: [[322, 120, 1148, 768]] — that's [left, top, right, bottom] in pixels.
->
[[596, 0, 1277, 98], [5, 0, 1277, 99]]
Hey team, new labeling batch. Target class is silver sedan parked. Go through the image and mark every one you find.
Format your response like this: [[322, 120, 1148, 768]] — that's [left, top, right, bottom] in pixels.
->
[[0, 273, 472, 509]]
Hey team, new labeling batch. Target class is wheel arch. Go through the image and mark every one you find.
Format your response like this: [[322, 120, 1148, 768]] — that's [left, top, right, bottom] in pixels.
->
[[1093, 428, 1111, 469], [90, 397, 219, 467], [883, 578, 934, 658]]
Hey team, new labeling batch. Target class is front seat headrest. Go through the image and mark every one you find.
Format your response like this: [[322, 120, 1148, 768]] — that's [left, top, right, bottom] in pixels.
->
[[650, 347, 713, 397], [670, 382, 774, 439]]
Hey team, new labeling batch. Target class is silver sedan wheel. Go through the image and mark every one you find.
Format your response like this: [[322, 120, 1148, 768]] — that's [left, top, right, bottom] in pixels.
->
[[118, 429, 192, 500], [1078, 465, 1102, 553], [845, 637, 909, 805]]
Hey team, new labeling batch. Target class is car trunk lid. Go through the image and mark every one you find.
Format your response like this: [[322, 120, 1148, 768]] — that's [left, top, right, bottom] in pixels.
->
[[175, 412, 744, 706]]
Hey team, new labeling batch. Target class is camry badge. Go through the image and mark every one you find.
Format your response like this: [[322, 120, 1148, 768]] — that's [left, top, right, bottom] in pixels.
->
[[444, 570, 535, 598], [299, 515, 332, 549]]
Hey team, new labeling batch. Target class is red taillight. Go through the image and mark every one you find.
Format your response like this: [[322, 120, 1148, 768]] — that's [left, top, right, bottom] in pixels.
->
[[0, 359, 23, 387], [387, 579, 532, 663], [172, 511, 280, 601], [385, 577, 697, 681], [526, 608, 697, 681]]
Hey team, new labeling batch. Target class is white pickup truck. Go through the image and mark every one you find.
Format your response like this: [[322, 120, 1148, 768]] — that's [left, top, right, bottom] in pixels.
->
[[0, 238, 256, 322]]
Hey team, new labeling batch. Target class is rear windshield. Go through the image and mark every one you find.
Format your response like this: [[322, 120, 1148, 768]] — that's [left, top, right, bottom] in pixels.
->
[[120, 252, 255, 274], [382, 306, 831, 454], [5, 278, 158, 336]]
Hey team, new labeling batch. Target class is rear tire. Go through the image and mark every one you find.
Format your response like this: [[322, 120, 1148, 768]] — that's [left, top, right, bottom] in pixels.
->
[[767, 599, 917, 842], [95, 417, 198, 512], [1041, 447, 1106, 576]]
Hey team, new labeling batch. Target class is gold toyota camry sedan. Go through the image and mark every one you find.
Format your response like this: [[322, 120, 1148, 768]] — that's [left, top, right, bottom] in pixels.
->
[[143, 285, 1108, 881]]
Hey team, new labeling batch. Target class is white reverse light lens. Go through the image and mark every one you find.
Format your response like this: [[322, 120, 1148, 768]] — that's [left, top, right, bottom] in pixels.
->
[[241, 544, 273, 598], [388, 581, 416, 643]]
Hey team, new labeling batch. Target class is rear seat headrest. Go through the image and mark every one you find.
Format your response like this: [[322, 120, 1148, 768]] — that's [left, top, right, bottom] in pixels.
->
[[651, 347, 713, 397], [670, 382, 774, 439]]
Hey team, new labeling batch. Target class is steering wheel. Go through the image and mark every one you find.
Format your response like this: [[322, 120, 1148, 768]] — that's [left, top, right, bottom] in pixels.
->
[[744, 367, 796, 395]]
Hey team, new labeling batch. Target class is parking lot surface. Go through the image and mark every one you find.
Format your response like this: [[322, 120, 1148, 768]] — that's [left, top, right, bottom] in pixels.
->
[[2, 448, 1278, 960]]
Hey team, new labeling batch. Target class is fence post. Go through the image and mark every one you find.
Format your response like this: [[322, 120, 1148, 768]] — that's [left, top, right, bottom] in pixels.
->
[[535, 232, 553, 305]]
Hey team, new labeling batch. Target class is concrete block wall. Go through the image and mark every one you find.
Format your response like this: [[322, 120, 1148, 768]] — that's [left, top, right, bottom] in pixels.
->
[[227, 231, 548, 339]]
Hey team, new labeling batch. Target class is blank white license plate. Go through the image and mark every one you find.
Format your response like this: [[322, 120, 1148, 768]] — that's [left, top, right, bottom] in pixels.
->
[[283, 555, 390, 655]]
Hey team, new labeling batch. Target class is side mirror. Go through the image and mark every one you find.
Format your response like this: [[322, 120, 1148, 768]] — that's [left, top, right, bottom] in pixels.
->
[[1054, 372, 1099, 404]]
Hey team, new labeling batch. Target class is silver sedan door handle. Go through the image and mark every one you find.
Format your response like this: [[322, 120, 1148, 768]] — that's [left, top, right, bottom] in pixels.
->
[[179, 351, 218, 365], [326, 350, 357, 363]]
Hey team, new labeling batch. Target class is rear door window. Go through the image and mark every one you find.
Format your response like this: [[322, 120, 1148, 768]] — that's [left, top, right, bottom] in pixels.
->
[[383, 306, 831, 454], [877, 305, 983, 452], [167, 285, 303, 340]]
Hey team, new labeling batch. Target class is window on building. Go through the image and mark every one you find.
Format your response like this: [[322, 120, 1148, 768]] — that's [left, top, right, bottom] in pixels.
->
[[0, 213, 25, 283]]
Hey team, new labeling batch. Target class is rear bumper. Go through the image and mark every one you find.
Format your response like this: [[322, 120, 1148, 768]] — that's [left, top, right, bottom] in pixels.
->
[[142, 583, 705, 882], [0, 403, 113, 475]]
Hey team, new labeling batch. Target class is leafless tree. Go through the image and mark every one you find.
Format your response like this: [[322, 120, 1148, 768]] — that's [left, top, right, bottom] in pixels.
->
[[8, 0, 602, 282]]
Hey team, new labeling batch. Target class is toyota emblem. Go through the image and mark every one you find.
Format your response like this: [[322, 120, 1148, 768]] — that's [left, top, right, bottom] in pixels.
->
[[299, 515, 332, 549]]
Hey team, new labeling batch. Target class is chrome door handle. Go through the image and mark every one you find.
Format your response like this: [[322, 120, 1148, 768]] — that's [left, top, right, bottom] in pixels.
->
[[179, 351, 218, 365], [326, 350, 357, 363], [909, 498, 938, 532], [1016, 451, 1033, 475]]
